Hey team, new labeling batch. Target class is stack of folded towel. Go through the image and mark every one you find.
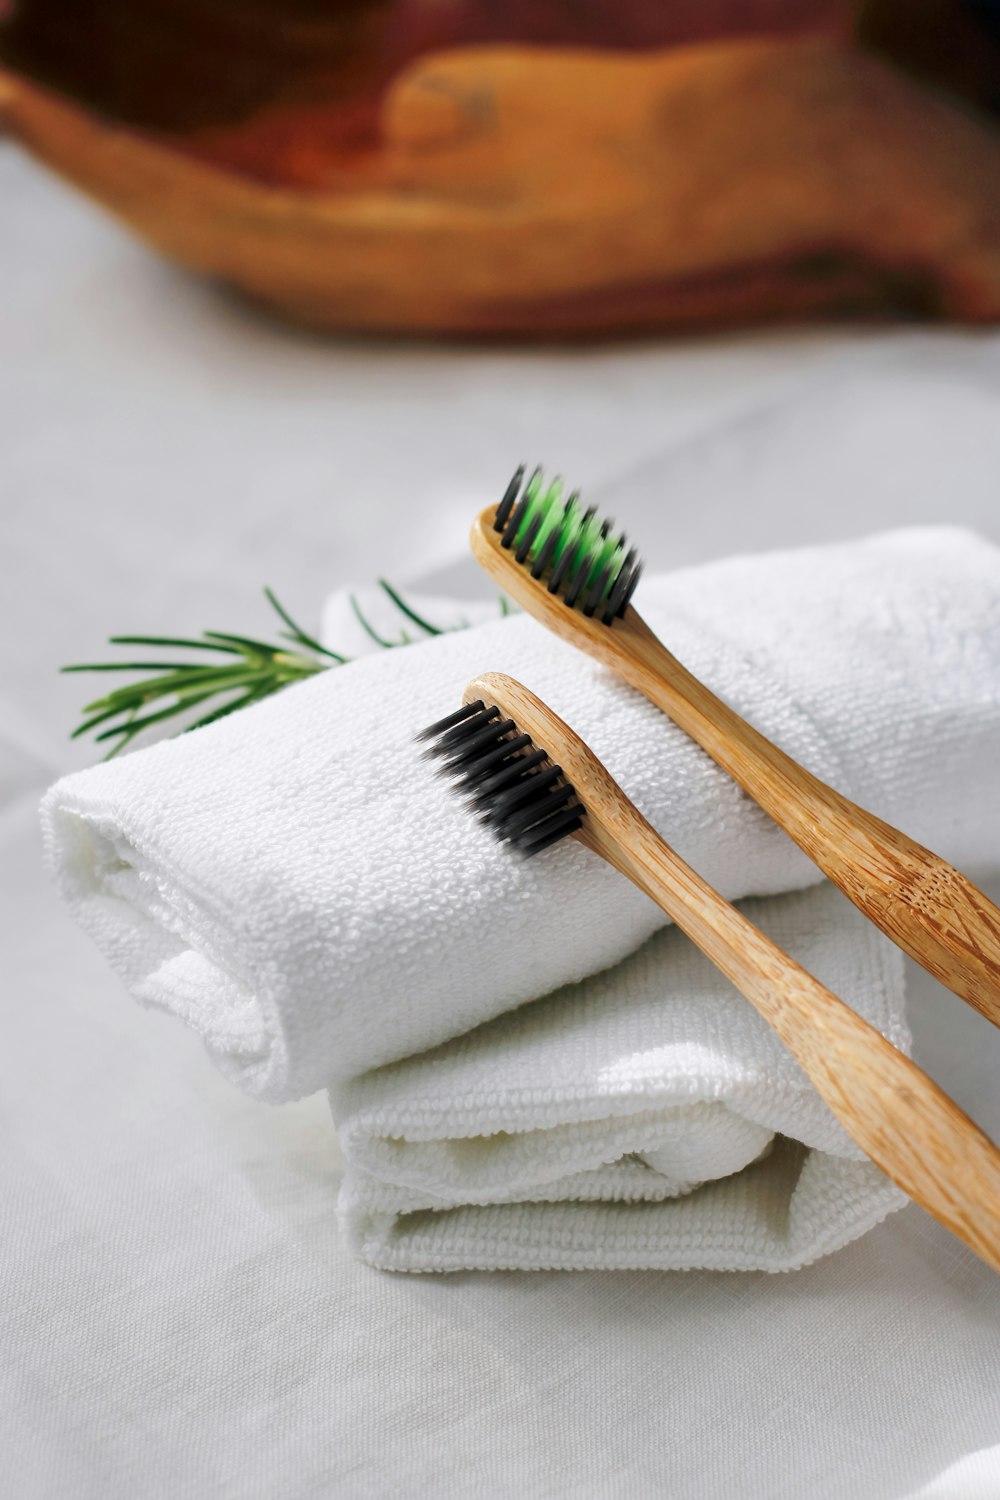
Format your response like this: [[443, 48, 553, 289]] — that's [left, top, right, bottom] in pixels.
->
[[41, 528, 1000, 1272]]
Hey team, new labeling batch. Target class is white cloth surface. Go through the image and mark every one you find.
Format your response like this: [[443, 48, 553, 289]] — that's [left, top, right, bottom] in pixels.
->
[[41, 527, 1000, 1109], [337, 883, 907, 1272], [5, 143, 1000, 1498]]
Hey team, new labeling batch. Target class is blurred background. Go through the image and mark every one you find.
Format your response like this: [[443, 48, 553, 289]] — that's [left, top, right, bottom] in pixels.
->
[[3, 0, 1000, 774], [4, 1, 1000, 335]]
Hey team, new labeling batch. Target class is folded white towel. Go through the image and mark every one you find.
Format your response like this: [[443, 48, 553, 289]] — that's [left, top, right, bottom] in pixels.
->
[[41, 526, 1000, 1108], [336, 883, 908, 1272], [41, 525, 1000, 1271]]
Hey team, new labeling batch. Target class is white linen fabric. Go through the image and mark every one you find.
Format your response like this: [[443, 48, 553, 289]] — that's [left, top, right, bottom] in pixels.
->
[[336, 883, 907, 1272], [11, 140, 1000, 1499], [41, 526, 1000, 1110]]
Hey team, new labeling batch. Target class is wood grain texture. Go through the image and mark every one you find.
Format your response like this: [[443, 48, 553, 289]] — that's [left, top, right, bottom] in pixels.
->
[[2, 33, 1000, 335], [471, 509, 1000, 1028], [466, 671, 1000, 1275]]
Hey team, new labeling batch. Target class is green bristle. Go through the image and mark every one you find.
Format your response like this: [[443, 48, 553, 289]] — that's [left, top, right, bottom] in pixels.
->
[[558, 501, 623, 603], [516, 468, 545, 534], [530, 478, 565, 555], [549, 492, 581, 568], [495, 466, 640, 620], [575, 511, 607, 576], [513, 474, 560, 551], [586, 526, 622, 590]]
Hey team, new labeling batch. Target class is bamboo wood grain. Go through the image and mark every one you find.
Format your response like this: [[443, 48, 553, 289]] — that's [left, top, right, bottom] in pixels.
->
[[471, 509, 1000, 1030], [466, 672, 1000, 1275]]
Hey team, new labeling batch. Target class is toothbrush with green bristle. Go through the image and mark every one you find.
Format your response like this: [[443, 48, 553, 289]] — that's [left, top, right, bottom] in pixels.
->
[[469, 466, 1000, 1030]]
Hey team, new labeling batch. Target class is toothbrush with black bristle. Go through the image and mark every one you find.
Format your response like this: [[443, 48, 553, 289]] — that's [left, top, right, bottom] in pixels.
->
[[469, 467, 1000, 1030], [421, 671, 1000, 1274]]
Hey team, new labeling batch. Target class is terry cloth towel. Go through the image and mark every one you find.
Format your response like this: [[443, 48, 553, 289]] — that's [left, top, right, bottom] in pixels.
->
[[336, 883, 909, 1273], [42, 527, 1000, 1100], [40, 529, 1000, 1269]]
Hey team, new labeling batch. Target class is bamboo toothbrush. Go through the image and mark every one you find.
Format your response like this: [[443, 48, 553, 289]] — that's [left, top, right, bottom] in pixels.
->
[[470, 468, 1000, 1029], [422, 673, 1000, 1274]]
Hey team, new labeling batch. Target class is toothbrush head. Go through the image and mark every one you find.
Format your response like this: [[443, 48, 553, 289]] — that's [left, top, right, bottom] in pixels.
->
[[418, 696, 585, 857], [488, 465, 642, 625]]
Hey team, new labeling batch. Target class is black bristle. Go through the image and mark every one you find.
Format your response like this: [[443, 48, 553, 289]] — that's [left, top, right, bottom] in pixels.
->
[[453, 732, 533, 783], [494, 467, 524, 532], [529, 524, 560, 581], [561, 561, 590, 611], [500, 466, 543, 549], [615, 559, 643, 618], [438, 704, 498, 740], [441, 714, 515, 764], [546, 506, 583, 596], [466, 747, 549, 802], [419, 700, 585, 857], [520, 806, 585, 855], [477, 764, 562, 823], [502, 783, 575, 839], [429, 705, 500, 759], [501, 492, 532, 550], [581, 560, 615, 618], [601, 546, 637, 623], [418, 700, 484, 742], [561, 510, 597, 609], [514, 508, 544, 566]]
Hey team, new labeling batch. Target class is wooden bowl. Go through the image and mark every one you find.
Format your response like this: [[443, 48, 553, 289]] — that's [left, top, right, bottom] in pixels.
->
[[3, 1, 1000, 337]]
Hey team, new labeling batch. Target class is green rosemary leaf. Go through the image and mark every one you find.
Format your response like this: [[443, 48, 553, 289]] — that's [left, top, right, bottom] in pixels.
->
[[80, 665, 271, 714], [108, 635, 245, 655], [277, 630, 323, 655], [61, 662, 211, 674], [377, 579, 443, 637], [184, 683, 276, 733], [200, 631, 287, 658], [350, 593, 402, 650], [100, 709, 145, 760], [264, 587, 347, 664], [93, 693, 218, 744], [70, 702, 145, 741]]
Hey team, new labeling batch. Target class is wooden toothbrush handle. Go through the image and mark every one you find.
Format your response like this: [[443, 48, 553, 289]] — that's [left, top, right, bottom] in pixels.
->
[[614, 610, 1000, 1030], [584, 809, 1000, 1274], [467, 672, 1000, 1271]]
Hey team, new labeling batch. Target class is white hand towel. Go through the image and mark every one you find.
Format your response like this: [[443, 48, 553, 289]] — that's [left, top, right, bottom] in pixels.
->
[[335, 883, 909, 1272], [41, 527, 1000, 1110]]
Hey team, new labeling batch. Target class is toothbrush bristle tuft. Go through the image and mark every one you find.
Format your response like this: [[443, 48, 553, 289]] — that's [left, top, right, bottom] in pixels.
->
[[493, 467, 642, 623], [419, 699, 585, 856]]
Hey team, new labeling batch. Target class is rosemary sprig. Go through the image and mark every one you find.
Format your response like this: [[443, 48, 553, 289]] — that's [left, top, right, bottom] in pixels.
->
[[63, 584, 512, 758], [62, 588, 331, 758]]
